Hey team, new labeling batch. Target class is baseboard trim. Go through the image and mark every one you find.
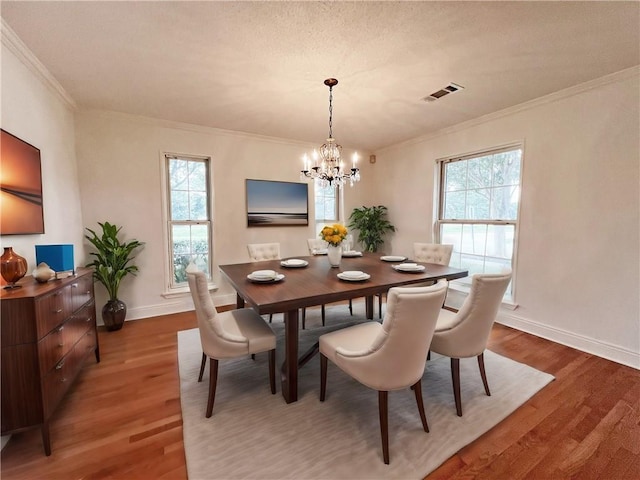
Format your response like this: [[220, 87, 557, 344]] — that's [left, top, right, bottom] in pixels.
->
[[496, 311, 639, 370]]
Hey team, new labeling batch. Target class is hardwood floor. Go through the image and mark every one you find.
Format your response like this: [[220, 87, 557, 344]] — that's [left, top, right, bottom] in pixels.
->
[[2, 309, 639, 479]]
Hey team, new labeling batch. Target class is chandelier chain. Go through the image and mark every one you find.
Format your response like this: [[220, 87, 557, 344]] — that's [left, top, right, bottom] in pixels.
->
[[328, 85, 333, 139]]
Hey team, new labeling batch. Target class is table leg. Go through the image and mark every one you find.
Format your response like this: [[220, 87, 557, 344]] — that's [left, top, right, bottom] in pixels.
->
[[281, 308, 299, 403], [236, 293, 245, 309], [365, 295, 374, 319]]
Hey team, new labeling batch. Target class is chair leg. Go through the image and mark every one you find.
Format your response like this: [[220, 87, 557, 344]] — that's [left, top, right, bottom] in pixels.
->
[[451, 358, 462, 417], [412, 379, 429, 432], [321, 304, 326, 326], [302, 308, 306, 330], [378, 390, 390, 464], [269, 314, 273, 323], [478, 352, 491, 396], [206, 358, 219, 418], [269, 349, 276, 394], [251, 354, 255, 360], [349, 299, 353, 315], [320, 354, 328, 401], [378, 294, 383, 319], [198, 352, 206, 382], [427, 350, 431, 361]]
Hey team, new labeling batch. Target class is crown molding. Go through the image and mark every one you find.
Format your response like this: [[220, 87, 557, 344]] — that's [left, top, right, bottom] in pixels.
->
[[1, 18, 77, 111], [80, 108, 316, 149], [378, 65, 640, 154]]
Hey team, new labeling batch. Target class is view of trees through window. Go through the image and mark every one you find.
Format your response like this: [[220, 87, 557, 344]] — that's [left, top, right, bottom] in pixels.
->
[[438, 147, 522, 292], [167, 156, 212, 286], [314, 181, 338, 236]]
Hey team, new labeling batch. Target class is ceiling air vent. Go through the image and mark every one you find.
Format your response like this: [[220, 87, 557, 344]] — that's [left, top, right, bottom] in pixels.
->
[[422, 83, 465, 103]]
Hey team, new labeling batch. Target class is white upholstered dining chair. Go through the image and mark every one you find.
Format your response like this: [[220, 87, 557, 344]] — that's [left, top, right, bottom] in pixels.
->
[[319, 280, 449, 464], [429, 270, 512, 416], [187, 270, 276, 418], [377, 242, 454, 318], [247, 243, 281, 323]]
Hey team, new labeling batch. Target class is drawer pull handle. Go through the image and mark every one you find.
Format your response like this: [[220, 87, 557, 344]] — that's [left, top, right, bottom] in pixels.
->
[[57, 325, 65, 333], [53, 309, 63, 314], [60, 378, 67, 383], [86, 317, 92, 322], [58, 342, 64, 347], [86, 290, 91, 294], [55, 361, 65, 370]]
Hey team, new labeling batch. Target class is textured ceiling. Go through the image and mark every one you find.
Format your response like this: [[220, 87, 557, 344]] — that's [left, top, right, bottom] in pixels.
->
[[2, 1, 639, 151]]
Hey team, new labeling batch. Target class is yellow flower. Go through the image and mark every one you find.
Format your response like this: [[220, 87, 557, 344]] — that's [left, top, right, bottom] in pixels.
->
[[320, 223, 348, 246]]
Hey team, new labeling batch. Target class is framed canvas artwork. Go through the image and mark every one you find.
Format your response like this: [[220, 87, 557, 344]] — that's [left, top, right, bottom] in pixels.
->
[[246, 179, 308, 227], [0, 130, 44, 235]]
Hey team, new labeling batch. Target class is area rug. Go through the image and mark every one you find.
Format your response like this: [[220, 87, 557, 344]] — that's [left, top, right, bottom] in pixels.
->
[[178, 304, 554, 479]]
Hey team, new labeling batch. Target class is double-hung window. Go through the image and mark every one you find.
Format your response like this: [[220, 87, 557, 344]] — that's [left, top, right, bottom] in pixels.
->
[[314, 180, 339, 235], [164, 154, 213, 289], [436, 145, 522, 298]]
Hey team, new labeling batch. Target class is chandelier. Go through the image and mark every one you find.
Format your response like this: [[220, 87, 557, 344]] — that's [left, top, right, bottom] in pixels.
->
[[300, 78, 360, 188]]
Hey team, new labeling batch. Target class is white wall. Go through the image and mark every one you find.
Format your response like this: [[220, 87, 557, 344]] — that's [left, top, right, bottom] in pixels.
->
[[74, 111, 374, 319], [0, 32, 85, 276], [372, 69, 640, 368]]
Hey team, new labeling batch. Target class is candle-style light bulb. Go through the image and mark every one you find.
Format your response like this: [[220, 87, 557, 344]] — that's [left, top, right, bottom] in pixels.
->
[[303, 153, 309, 171], [352, 152, 359, 168]]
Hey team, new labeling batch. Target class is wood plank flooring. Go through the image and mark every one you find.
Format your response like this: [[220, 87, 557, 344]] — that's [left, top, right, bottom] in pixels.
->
[[2, 308, 639, 479]]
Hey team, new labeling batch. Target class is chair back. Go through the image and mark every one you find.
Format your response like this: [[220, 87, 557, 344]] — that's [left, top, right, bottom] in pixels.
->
[[347, 280, 448, 390], [187, 270, 241, 357], [247, 243, 281, 261], [434, 270, 512, 357], [413, 243, 453, 265], [307, 238, 328, 254]]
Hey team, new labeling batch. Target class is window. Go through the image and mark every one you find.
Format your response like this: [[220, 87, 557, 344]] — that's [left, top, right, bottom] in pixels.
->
[[314, 180, 338, 235], [164, 154, 213, 289], [436, 145, 522, 297]]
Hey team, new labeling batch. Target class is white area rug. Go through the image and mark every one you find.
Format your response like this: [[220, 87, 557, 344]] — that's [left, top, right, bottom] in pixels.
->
[[178, 304, 554, 479]]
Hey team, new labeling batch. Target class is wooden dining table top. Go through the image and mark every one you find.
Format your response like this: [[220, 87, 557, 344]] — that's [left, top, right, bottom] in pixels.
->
[[219, 252, 468, 315]]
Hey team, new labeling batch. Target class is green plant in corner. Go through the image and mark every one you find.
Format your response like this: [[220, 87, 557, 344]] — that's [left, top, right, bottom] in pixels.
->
[[348, 205, 396, 253], [85, 221, 143, 331]]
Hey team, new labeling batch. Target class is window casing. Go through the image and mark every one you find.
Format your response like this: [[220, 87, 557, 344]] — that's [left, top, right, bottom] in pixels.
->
[[164, 154, 213, 289], [436, 145, 522, 298], [314, 180, 339, 235]]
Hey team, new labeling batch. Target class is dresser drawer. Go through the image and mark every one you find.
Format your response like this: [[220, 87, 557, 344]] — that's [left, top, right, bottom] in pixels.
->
[[70, 275, 94, 313], [38, 324, 68, 376], [35, 286, 72, 338]]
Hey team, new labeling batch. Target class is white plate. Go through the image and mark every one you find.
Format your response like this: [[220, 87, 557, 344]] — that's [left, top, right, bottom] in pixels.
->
[[341, 270, 365, 278], [312, 249, 328, 255], [393, 264, 426, 272], [342, 251, 363, 257], [280, 259, 308, 268], [337, 272, 370, 282], [250, 269, 278, 280], [380, 255, 407, 262], [247, 273, 285, 283]]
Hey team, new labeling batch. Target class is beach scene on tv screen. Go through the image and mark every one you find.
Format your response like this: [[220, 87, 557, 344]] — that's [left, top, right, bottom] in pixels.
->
[[246, 180, 308, 226]]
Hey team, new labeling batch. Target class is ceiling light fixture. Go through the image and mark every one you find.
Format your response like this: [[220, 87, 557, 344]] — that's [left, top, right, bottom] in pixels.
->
[[300, 78, 360, 188]]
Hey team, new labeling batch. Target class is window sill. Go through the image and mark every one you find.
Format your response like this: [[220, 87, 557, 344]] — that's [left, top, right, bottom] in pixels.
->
[[447, 280, 518, 310], [162, 283, 218, 299]]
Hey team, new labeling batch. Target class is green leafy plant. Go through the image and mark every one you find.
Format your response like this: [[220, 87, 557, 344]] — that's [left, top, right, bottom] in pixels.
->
[[348, 205, 396, 253], [85, 222, 144, 301]]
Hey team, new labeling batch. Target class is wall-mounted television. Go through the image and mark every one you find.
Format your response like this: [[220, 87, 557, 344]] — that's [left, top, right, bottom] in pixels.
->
[[246, 179, 308, 227], [0, 129, 44, 235]]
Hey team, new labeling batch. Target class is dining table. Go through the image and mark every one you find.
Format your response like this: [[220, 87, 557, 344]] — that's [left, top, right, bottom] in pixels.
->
[[219, 252, 468, 403]]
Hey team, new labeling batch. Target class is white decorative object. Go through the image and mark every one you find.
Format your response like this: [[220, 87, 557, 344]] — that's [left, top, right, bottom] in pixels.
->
[[327, 244, 342, 268], [32, 262, 55, 283]]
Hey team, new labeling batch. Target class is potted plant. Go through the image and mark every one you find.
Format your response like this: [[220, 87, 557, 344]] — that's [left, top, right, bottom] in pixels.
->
[[348, 205, 396, 253], [85, 221, 144, 331]]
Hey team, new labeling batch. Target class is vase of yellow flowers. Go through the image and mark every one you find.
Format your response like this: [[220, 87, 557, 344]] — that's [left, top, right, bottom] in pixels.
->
[[320, 224, 348, 268]]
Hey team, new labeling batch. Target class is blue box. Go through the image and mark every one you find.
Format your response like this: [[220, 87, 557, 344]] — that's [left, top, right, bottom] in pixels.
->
[[35, 244, 75, 273]]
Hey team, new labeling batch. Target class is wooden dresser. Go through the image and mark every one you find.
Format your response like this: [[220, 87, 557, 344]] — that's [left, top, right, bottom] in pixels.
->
[[1, 267, 100, 455]]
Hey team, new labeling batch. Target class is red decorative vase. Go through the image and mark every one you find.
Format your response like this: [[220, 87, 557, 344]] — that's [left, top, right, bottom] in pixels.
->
[[1, 247, 28, 289]]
